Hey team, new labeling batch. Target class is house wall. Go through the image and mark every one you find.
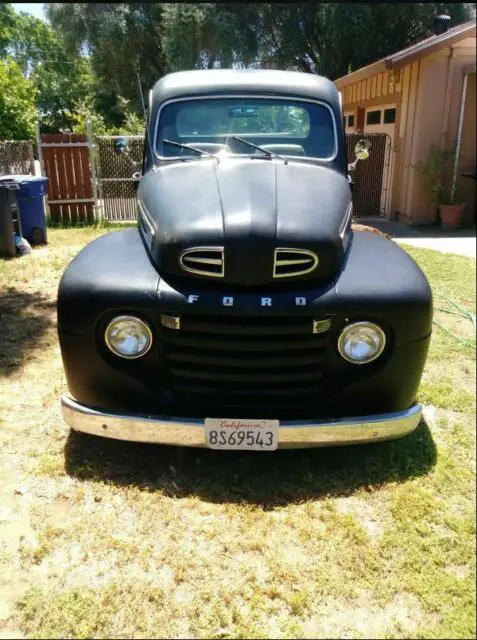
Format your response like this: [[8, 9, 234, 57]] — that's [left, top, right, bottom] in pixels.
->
[[455, 71, 476, 225], [403, 45, 476, 224], [341, 70, 404, 109], [399, 49, 452, 224], [338, 36, 476, 225], [391, 62, 419, 219]]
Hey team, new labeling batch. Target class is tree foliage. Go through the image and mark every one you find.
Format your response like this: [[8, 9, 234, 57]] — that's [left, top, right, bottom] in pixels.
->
[[0, 58, 37, 139], [161, 4, 260, 71], [46, 3, 166, 119], [46, 2, 473, 92], [1, 2, 473, 138], [250, 3, 472, 77], [0, 3, 94, 133]]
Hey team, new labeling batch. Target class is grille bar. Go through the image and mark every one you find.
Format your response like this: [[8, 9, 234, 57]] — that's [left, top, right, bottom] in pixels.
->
[[169, 366, 321, 384], [179, 316, 321, 336], [169, 382, 320, 398], [167, 350, 324, 368], [162, 332, 325, 352]]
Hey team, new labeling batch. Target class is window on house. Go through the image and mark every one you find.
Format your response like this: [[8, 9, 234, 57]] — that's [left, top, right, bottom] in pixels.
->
[[383, 108, 396, 124], [366, 110, 381, 125], [343, 116, 347, 128], [347, 114, 355, 128]]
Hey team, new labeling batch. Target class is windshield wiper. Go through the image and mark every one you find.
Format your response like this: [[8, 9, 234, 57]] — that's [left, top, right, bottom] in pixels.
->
[[161, 139, 219, 162], [230, 135, 287, 164]]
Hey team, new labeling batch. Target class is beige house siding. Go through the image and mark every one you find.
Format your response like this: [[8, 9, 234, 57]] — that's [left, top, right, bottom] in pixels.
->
[[455, 71, 476, 224], [393, 62, 419, 218], [342, 70, 404, 107], [401, 49, 452, 224], [337, 30, 476, 225]]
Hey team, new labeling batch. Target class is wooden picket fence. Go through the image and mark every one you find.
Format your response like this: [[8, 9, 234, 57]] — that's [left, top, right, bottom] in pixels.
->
[[39, 131, 96, 224]]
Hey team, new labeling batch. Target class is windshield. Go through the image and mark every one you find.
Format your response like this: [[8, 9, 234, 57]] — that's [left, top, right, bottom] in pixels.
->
[[155, 97, 336, 161]]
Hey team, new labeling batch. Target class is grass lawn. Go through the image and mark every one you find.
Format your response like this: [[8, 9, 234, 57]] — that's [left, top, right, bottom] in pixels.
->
[[0, 227, 475, 639]]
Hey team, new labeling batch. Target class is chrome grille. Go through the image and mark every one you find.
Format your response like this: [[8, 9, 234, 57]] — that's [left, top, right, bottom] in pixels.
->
[[179, 247, 224, 278], [273, 248, 318, 278]]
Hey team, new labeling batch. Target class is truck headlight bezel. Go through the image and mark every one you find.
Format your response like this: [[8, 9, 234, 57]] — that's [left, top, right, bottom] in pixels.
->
[[104, 315, 153, 359], [337, 321, 386, 364]]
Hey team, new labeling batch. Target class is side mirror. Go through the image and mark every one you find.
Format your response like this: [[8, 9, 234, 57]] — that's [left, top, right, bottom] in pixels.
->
[[114, 138, 129, 155], [354, 139, 371, 161], [132, 171, 141, 193], [348, 139, 371, 171]]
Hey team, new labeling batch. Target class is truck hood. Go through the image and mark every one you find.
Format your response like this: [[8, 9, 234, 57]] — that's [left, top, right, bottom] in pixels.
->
[[137, 158, 351, 286]]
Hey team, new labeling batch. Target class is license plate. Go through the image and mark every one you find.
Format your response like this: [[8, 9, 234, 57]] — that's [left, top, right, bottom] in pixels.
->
[[205, 418, 279, 451]]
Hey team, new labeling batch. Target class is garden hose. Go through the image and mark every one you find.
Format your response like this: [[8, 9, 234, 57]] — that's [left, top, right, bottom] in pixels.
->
[[432, 291, 476, 346]]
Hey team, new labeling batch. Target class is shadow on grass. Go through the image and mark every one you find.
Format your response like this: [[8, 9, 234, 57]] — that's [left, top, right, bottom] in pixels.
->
[[64, 418, 436, 507], [0, 289, 56, 377]]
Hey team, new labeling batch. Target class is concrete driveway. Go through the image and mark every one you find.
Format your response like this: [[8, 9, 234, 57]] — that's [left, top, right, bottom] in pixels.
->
[[360, 218, 476, 258]]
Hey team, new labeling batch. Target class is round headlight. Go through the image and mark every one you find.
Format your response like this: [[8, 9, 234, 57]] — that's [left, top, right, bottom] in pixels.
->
[[105, 316, 152, 359], [338, 322, 386, 364]]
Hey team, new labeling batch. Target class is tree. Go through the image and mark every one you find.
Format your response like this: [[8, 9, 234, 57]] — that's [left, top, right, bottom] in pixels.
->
[[0, 4, 95, 131], [46, 3, 166, 122], [161, 3, 259, 71], [45, 1, 474, 122], [251, 3, 473, 79], [0, 59, 37, 139]]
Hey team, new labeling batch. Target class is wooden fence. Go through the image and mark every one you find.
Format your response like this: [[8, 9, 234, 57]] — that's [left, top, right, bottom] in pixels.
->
[[38, 130, 96, 224], [36, 125, 393, 223]]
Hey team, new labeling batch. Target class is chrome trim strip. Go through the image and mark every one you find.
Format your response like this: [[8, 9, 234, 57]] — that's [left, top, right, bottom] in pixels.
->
[[184, 257, 222, 265], [137, 200, 156, 238], [179, 246, 225, 278], [278, 259, 313, 266], [339, 201, 353, 240], [160, 314, 181, 330], [273, 248, 319, 278], [153, 95, 339, 164], [337, 321, 387, 365], [62, 396, 422, 449]]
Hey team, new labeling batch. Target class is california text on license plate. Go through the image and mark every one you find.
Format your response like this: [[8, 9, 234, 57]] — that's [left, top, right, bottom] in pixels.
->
[[205, 418, 279, 451]]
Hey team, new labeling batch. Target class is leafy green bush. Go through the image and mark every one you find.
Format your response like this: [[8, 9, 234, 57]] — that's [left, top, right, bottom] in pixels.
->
[[66, 98, 144, 136], [413, 143, 457, 205]]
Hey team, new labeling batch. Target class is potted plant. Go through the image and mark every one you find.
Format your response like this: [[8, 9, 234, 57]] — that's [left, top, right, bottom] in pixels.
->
[[413, 143, 465, 228]]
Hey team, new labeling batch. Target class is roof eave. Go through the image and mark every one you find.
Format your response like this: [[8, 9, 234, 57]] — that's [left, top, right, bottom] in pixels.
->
[[335, 23, 476, 87], [390, 24, 476, 69], [334, 60, 389, 88]]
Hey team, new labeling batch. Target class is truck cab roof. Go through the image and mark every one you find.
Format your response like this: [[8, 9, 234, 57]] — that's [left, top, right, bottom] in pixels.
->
[[151, 69, 341, 108]]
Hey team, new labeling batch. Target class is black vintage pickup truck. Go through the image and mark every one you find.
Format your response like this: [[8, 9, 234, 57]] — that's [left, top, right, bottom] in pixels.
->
[[58, 69, 432, 451]]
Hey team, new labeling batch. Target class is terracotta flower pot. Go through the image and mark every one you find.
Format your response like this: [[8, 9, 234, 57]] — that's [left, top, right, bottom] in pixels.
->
[[438, 203, 465, 228]]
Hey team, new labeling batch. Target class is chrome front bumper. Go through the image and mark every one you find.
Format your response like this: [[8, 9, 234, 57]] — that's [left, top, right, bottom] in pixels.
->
[[61, 396, 422, 448]]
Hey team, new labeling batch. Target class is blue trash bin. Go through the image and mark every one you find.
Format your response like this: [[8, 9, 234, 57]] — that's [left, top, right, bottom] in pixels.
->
[[0, 175, 48, 245]]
